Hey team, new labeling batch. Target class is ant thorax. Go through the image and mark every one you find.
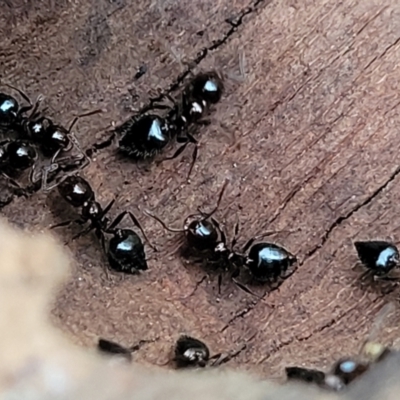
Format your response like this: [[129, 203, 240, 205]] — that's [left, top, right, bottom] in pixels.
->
[[215, 241, 228, 253], [189, 100, 206, 117]]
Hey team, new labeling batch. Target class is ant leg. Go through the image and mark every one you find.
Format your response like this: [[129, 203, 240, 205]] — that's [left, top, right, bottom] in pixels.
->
[[143, 210, 185, 233], [49, 219, 84, 230], [210, 344, 247, 367], [186, 143, 198, 181], [4, 83, 32, 105], [101, 199, 116, 218], [25, 96, 44, 118], [1, 171, 23, 191], [162, 140, 190, 161], [231, 221, 240, 249], [97, 230, 112, 280], [232, 276, 263, 298], [66, 109, 103, 134], [53, 131, 91, 170], [198, 179, 229, 220], [71, 224, 95, 241], [373, 275, 399, 282]]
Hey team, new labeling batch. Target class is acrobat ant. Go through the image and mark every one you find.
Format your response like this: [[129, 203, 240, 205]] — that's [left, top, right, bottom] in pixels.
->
[[1, 84, 101, 189], [285, 366, 326, 386], [97, 337, 154, 362], [144, 180, 231, 268], [51, 174, 155, 274], [354, 241, 399, 277], [115, 71, 224, 178], [145, 180, 297, 290]]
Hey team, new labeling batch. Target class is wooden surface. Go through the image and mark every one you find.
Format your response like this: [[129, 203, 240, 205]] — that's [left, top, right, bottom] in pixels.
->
[[2, 0, 400, 382]]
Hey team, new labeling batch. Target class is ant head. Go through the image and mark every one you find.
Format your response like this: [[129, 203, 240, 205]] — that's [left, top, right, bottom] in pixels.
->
[[0, 93, 19, 126], [190, 71, 224, 104], [185, 217, 220, 252], [175, 336, 210, 368]]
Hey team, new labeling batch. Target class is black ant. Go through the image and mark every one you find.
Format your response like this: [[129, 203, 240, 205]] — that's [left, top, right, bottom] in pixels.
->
[[0, 138, 40, 192], [285, 366, 326, 386], [145, 180, 297, 291], [0, 84, 101, 189], [173, 335, 246, 369], [97, 337, 154, 362], [174, 336, 211, 368], [0, 87, 40, 128], [286, 303, 395, 392], [115, 71, 224, 177], [354, 241, 399, 277], [51, 174, 155, 274]]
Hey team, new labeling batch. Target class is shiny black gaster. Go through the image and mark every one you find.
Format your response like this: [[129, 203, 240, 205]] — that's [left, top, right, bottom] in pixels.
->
[[174, 335, 210, 368], [118, 115, 172, 160], [354, 241, 399, 275], [246, 242, 297, 283]]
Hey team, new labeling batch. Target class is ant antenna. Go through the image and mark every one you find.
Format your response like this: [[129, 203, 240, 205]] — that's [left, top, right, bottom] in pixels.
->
[[198, 179, 229, 220], [143, 210, 186, 233], [68, 109, 103, 133], [4, 83, 32, 105]]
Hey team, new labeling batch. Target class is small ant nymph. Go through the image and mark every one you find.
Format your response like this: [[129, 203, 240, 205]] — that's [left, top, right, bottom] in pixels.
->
[[52, 174, 154, 274], [354, 240, 399, 276], [174, 335, 210, 368]]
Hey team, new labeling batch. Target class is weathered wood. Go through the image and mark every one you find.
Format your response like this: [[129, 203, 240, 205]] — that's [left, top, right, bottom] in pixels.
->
[[2, 0, 400, 388]]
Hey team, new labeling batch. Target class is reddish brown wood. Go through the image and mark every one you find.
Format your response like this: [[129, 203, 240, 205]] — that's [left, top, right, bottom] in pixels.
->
[[2, 0, 400, 388]]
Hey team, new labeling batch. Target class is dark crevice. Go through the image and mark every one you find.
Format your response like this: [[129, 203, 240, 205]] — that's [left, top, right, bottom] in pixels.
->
[[1, 0, 270, 210], [222, 164, 400, 332], [221, 303, 259, 332], [88, 0, 270, 155], [302, 163, 400, 264], [256, 294, 391, 364]]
